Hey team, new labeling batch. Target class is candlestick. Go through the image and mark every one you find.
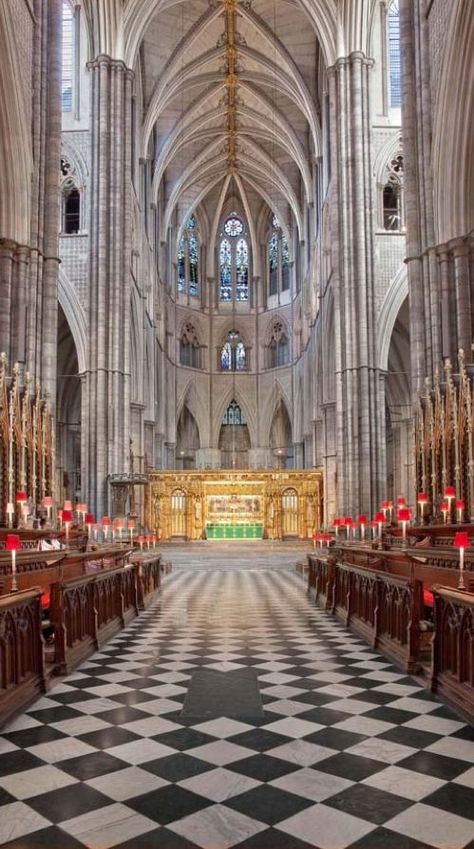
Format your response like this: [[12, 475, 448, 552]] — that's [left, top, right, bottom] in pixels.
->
[[454, 531, 470, 590]]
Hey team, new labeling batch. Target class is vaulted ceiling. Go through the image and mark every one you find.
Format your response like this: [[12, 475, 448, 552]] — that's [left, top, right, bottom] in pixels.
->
[[139, 0, 322, 238]]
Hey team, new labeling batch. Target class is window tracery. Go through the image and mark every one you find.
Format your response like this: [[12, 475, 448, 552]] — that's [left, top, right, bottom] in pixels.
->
[[60, 157, 81, 234], [219, 215, 249, 302], [177, 215, 200, 297], [179, 320, 201, 368], [220, 330, 247, 371], [222, 400, 246, 425], [388, 0, 401, 108], [268, 215, 291, 297], [62, 2, 74, 112], [382, 154, 404, 231], [266, 319, 290, 368]]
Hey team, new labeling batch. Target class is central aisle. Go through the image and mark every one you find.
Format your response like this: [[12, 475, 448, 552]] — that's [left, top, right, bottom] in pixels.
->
[[1, 568, 474, 849]]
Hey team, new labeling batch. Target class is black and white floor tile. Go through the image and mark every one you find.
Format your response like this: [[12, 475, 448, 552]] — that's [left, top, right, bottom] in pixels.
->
[[1, 568, 474, 849]]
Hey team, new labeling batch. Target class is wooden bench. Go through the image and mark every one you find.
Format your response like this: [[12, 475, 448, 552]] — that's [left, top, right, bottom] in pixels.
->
[[0, 589, 46, 727], [431, 586, 474, 725]]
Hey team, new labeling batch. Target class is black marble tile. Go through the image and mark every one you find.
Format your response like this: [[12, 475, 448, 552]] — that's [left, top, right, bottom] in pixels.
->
[[228, 754, 300, 782], [315, 752, 386, 782], [142, 753, 215, 782], [28, 782, 112, 822], [126, 785, 211, 825], [324, 782, 413, 824], [58, 751, 128, 780], [226, 784, 313, 825], [398, 751, 472, 781]]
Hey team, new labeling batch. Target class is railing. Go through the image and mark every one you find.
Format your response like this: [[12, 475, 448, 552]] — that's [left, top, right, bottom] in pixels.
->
[[432, 586, 474, 724], [132, 554, 162, 609], [0, 590, 45, 726], [308, 554, 423, 673], [51, 564, 139, 674]]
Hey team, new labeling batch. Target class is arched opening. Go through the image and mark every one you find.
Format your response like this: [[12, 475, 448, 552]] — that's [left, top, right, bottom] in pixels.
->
[[63, 187, 80, 234], [170, 488, 187, 537], [176, 406, 200, 469], [219, 400, 250, 468], [385, 296, 411, 501], [56, 304, 81, 505], [282, 487, 298, 537], [270, 399, 293, 468]]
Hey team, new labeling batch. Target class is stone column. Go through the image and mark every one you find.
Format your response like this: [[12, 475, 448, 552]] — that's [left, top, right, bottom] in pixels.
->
[[452, 239, 472, 353], [0, 241, 15, 358], [328, 52, 383, 516], [85, 55, 134, 516]]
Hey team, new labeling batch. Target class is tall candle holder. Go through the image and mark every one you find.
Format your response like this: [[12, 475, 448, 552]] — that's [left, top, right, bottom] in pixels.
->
[[453, 531, 470, 590], [6, 534, 21, 591]]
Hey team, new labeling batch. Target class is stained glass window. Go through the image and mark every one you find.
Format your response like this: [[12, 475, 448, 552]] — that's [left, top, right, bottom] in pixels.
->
[[224, 216, 244, 236], [220, 331, 247, 371], [62, 3, 74, 112], [177, 215, 200, 296], [220, 238, 232, 301], [388, 1, 401, 107], [220, 341, 232, 370], [223, 400, 247, 425], [268, 215, 291, 296], [269, 233, 278, 296], [235, 238, 249, 301]]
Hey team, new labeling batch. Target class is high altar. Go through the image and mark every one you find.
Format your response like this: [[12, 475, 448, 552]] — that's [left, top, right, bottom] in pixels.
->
[[145, 469, 323, 541]]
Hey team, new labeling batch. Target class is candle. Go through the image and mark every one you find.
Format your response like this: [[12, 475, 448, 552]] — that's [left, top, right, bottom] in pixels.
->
[[453, 531, 470, 590], [441, 500, 449, 524], [6, 534, 21, 591], [128, 519, 136, 543], [102, 516, 111, 542], [444, 486, 456, 521], [456, 499, 465, 524], [358, 515, 367, 540], [62, 509, 73, 542], [344, 517, 353, 540], [138, 534, 145, 551], [398, 507, 411, 545], [42, 496, 54, 525], [374, 512, 385, 544], [417, 492, 428, 521], [6, 501, 14, 527], [85, 513, 95, 538], [381, 500, 390, 520]]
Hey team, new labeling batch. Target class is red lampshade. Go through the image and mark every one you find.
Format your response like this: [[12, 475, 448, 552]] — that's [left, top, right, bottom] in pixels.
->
[[398, 508, 411, 522], [454, 532, 470, 549], [323, 533, 332, 542], [444, 486, 456, 498], [358, 515, 368, 525], [6, 534, 21, 551], [344, 517, 353, 527], [138, 534, 145, 543], [42, 496, 53, 508], [16, 491, 27, 503], [456, 499, 465, 510], [417, 492, 428, 503], [102, 516, 111, 526], [441, 501, 449, 512], [374, 512, 385, 523], [381, 500, 390, 510], [85, 513, 95, 525], [76, 503, 87, 513], [397, 496, 406, 506], [63, 500, 72, 511], [62, 509, 73, 523], [115, 518, 125, 529]]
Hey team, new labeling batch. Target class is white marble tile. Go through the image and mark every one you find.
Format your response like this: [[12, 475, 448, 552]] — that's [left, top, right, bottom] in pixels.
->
[[1, 715, 42, 733], [257, 672, 300, 684], [385, 802, 474, 849], [264, 699, 313, 716], [315, 697, 374, 715], [385, 696, 441, 714], [425, 737, 474, 763], [179, 767, 260, 802], [403, 715, 465, 735], [0, 739, 18, 755], [121, 716, 180, 737], [140, 683, 187, 697], [86, 766, 169, 800], [454, 766, 474, 788], [170, 803, 266, 849], [0, 801, 51, 844], [191, 718, 254, 738], [262, 717, 321, 738], [307, 671, 354, 683], [106, 738, 176, 764], [331, 715, 395, 736], [345, 738, 418, 764], [82, 683, 134, 698], [148, 671, 190, 683], [268, 740, 336, 766], [51, 715, 112, 736], [0, 764, 78, 799], [70, 697, 126, 714], [129, 697, 183, 716], [363, 765, 446, 800], [28, 738, 97, 763], [271, 767, 354, 801], [277, 802, 376, 849], [59, 802, 157, 849], [372, 682, 423, 696], [189, 740, 254, 765], [313, 683, 365, 698]]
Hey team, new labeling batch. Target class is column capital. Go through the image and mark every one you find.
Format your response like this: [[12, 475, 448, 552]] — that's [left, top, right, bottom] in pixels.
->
[[87, 54, 134, 80]]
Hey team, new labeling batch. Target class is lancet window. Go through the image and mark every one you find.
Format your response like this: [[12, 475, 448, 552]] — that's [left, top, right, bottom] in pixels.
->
[[220, 330, 247, 372], [267, 319, 290, 368], [177, 215, 200, 297], [219, 215, 249, 302], [179, 321, 201, 369], [382, 155, 404, 231], [388, 0, 401, 108], [62, 2, 74, 112], [268, 215, 291, 297]]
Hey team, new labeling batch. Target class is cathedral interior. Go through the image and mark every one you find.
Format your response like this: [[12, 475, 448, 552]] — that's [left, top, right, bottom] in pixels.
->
[[0, 1, 473, 847]]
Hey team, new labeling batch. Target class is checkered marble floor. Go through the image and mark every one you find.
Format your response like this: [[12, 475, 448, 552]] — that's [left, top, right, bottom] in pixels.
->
[[1, 568, 474, 849]]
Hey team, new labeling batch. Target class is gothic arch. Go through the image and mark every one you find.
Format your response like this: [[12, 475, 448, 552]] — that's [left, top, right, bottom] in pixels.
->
[[212, 385, 256, 448], [432, 0, 474, 242], [0, 3, 32, 243], [58, 268, 87, 375], [176, 379, 207, 445], [377, 264, 408, 372]]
